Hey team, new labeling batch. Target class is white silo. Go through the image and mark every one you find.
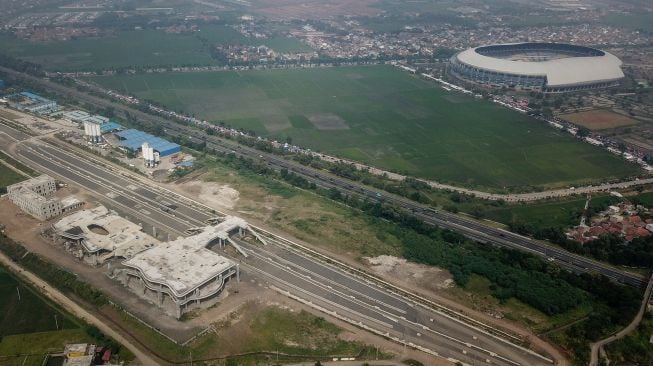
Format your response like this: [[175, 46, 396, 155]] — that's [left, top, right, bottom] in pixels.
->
[[92, 123, 102, 143], [142, 142, 155, 167]]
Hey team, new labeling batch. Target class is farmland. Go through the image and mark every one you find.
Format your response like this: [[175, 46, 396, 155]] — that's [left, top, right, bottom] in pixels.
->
[[88, 65, 641, 190], [0, 265, 92, 366], [561, 109, 638, 130], [0, 26, 309, 72]]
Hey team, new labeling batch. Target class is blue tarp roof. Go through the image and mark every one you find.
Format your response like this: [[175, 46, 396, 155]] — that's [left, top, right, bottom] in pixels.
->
[[115, 129, 180, 156], [100, 122, 122, 133], [20, 91, 51, 102]]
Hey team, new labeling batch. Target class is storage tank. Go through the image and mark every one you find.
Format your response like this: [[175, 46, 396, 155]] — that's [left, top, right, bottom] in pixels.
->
[[142, 142, 156, 167]]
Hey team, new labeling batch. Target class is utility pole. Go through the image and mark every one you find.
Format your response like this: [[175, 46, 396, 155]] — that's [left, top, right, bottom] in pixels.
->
[[54, 315, 59, 330], [16, 287, 21, 301]]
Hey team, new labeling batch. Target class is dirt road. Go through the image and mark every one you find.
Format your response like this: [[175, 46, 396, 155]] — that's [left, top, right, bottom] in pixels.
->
[[589, 274, 653, 366], [0, 251, 160, 366]]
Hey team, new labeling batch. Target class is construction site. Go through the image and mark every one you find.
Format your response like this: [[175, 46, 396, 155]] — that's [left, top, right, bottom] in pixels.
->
[[52, 205, 263, 318]]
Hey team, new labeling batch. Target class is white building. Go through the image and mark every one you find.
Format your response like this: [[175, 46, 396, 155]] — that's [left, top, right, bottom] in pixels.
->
[[7, 175, 61, 220], [116, 217, 258, 318], [53, 205, 159, 265]]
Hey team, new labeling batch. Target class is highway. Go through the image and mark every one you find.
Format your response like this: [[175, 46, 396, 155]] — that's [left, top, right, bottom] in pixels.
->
[[0, 66, 647, 289], [1, 124, 552, 366], [0, 66, 647, 290]]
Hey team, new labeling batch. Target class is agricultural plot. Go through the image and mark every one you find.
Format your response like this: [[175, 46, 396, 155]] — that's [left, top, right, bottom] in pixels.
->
[[0, 26, 308, 72], [0, 31, 213, 72], [0, 266, 91, 365], [87, 65, 641, 190], [561, 109, 638, 130], [0, 267, 77, 336]]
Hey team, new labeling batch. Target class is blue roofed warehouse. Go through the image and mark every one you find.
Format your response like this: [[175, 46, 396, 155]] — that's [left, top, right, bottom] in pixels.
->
[[114, 129, 181, 157]]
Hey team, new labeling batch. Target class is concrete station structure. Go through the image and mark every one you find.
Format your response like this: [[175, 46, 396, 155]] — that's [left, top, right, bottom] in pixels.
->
[[53, 205, 159, 265], [450, 42, 625, 93], [7, 175, 82, 220], [54, 205, 258, 318], [116, 217, 254, 318]]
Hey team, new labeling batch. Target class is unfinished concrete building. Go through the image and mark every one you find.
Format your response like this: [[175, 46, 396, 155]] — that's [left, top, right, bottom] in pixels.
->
[[116, 217, 256, 318], [53, 205, 159, 265], [7, 175, 62, 220]]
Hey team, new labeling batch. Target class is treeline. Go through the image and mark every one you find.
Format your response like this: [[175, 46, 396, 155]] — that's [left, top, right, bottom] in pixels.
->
[[507, 224, 653, 268]]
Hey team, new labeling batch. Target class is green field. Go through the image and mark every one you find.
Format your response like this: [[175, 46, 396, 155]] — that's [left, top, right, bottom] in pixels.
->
[[0, 163, 26, 190], [0, 266, 93, 365], [0, 30, 213, 72], [0, 26, 308, 72], [87, 65, 641, 190], [0, 267, 77, 337], [483, 195, 617, 228]]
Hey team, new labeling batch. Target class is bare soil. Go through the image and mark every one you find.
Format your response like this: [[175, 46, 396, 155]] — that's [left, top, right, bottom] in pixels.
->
[[561, 109, 638, 130], [307, 113, 350, 130]]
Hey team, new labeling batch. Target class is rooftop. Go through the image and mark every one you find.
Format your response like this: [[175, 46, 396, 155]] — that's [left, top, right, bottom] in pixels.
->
[[455, 42, 624, 87], [54, 205, 158, 257], [122, 217, 246, 297], [115, 129, 180, 154]]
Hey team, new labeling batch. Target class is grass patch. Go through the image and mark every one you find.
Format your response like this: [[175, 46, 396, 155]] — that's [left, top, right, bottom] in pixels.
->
[[87, 65, 641, 190], [0, 329, 92, 366], [200, 157, 403, 257], [483, 195, 617, 228], [0, 163, 26, 190], [101, 301, 375, 365], [264, 36, 312, 53]]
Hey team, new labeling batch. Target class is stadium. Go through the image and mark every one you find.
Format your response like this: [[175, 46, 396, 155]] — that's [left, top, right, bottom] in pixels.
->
[[449, 43, 624, 93]]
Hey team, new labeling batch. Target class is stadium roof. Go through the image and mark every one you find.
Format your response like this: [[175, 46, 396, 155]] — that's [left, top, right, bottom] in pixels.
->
[[455, 43, 624, 88], [115, 129, 180, 155]]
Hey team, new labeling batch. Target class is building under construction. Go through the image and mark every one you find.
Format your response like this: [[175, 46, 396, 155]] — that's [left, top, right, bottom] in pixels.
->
[[115, 217, 256, 318]]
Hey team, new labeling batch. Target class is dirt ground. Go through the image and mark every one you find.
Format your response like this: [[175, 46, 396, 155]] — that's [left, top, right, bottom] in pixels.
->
[[176, 180, 240, 210], [561, 109, 638, 130], [365, 255, 454, 291]]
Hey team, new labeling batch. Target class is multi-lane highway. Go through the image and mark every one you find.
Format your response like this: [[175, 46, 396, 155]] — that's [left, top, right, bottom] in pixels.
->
[[0, 65, 646, 290], [0, 122, 554, 366]]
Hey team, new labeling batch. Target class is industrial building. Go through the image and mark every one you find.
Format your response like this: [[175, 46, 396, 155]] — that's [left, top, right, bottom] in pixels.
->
[[6, 91, 60, 114], [53, 205, 159, 265], [7, 175, 71, 220], [63, 110, 122, 134], [115, 216, 258, 318], [450, 42, 624, 93], [115, 129, 181, 157]]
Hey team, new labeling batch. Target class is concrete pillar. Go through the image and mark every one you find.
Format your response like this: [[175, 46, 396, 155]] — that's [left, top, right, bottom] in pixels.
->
[[236, 264, 240, 282], [176, 305, 181, 319], [152, 226, 157, 237], [238, 227, 243, 237]]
